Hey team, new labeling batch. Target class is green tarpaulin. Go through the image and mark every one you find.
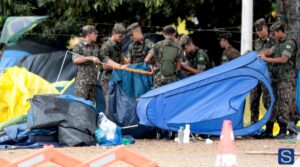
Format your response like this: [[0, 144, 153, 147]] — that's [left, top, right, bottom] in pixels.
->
[[0, 16, 47, 46]]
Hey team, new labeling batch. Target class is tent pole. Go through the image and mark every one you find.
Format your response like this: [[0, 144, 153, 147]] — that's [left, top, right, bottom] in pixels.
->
[[56, 51, 68, 83]]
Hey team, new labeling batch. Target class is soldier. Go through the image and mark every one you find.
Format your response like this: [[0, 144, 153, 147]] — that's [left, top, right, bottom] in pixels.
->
[[144, 25, 183, 139], [72, 25, 126, 101], [144, 25, 183, 88], [126, 22, 154, 64], [250, 18, 276, 138], [101, 23, 127, 95], [259, 21, 298, 139], [179, 35, 211, 76], [219, 33, 240, 64]]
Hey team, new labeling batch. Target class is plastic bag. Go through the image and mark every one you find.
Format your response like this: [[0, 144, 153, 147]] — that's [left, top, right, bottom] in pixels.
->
[[95, 113, 122, 146]]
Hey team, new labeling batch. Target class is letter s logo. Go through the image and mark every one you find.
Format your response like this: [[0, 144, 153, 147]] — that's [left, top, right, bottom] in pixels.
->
[[278, 148, 294, 165]]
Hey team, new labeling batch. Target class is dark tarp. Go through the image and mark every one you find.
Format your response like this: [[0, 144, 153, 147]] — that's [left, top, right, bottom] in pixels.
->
[[28, 94, 97, 146], [0, 122, 57, 149], [16, 51, 77, 83], [7, 39, 62, 54]]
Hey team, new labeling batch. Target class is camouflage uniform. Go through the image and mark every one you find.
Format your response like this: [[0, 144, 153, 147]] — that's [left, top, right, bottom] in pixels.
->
[[149, 39, 183, 88], [127, 38, 154, 64], [270, 38, 297, 123], [250, 37, 275, 123], [182, 47, 211, 76], [221, 45, 240, 64], [73, 40, 108, 101], [100, 38, 122, 95]]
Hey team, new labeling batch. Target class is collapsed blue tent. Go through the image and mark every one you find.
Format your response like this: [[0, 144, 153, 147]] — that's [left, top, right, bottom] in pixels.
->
[[0, 50, 31, 71], [137, 51, 275, 136], [106, 63, 155, 138]]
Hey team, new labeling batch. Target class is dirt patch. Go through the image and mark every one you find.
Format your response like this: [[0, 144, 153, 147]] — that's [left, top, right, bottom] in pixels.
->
[[0, 139, 299, 166]]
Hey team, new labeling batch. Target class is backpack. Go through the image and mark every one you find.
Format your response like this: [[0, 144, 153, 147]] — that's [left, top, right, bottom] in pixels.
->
[[157, 40, 179, 76]]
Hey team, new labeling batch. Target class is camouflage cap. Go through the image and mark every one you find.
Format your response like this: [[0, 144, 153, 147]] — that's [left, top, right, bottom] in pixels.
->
[[112, 23, 126, 35], [179, 35, 193, 48], [82, 25, 98, 34], [254, 18, 267, 31], [218, 33, 232, 40], [270, 21, 286, 32], [162, 25, 177, 35], [127, 22, 140, 35]]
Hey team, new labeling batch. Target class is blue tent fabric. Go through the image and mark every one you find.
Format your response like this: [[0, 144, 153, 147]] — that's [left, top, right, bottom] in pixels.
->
[[0, 50, 31, 70], [106, 63, 155, 138], [110, 63, 152, 99], [137, 51, 275, 136]]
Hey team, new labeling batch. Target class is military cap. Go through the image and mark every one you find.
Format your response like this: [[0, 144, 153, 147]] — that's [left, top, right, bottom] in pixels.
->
[[179, 35, 193, 48], [270, 21, 286, 32], [162, 25, 177, 35], [218, 33, 232, 40], [127, 22, 140, 33], [82, 25, 98, 34], [254, 18, 267, 31], [112, 23, 126, 35]]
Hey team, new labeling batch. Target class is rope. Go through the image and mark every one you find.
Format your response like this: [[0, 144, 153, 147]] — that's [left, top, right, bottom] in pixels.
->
[[68, 51, 153, 75]]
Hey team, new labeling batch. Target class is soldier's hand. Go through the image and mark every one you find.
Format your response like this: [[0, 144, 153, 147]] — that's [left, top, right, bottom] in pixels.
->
[[258, 53, 266, 60], [92, 56, 101, 64], [120, 64, 129, 69]]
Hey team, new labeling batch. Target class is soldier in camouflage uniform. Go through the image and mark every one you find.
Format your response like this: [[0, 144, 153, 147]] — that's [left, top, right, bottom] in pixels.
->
[[144, 25, 183, 88], [144, 25, 183, 139], [219, 33, 240, 64], [259, 21, 297, 139], [126, 22, 154, 64], [250, 18, 276, 138], [179, 35, 211, 76], [101, 23, 127, 95], [73, 25, 125, 101]]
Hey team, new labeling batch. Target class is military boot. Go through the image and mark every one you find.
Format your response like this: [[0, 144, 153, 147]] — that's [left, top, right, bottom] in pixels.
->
[[275, 123, 287, 139], [259, 121, 274, 139]]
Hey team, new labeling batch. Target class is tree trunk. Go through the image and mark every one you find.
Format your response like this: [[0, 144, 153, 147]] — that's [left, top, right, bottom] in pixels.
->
[[277, 0, 300, 68]]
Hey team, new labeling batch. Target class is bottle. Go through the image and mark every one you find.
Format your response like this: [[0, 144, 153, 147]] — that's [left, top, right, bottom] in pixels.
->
[[183, 124, 190, 144], [178, 126, 184, 144]]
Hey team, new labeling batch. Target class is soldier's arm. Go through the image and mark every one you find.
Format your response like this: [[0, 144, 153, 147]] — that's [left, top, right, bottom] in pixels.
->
[[259, 55, 288, 64], [144, 47, 155, 63], [98, 45, 127, 69], [73, 56, 100, 64], [72, 45, 100, 64], [258, 49, 273, 57], [127, 44, 133, 64], [180, 62, 202, 74]]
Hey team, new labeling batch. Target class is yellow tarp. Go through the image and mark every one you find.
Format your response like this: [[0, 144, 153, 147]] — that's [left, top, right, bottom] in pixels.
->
[[0, 67, 59, 123]]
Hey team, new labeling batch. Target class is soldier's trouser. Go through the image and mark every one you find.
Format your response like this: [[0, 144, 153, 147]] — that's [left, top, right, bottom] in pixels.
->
[[271, 79, 296, 123], [75, 83, 97, 101], [250, 82, 271, 123], [153, 74, 177, 89], [101, 78, 109, 96]]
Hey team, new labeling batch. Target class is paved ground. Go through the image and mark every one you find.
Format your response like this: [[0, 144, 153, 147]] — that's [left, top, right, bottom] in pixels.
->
[[0, 138, 299, 167]]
